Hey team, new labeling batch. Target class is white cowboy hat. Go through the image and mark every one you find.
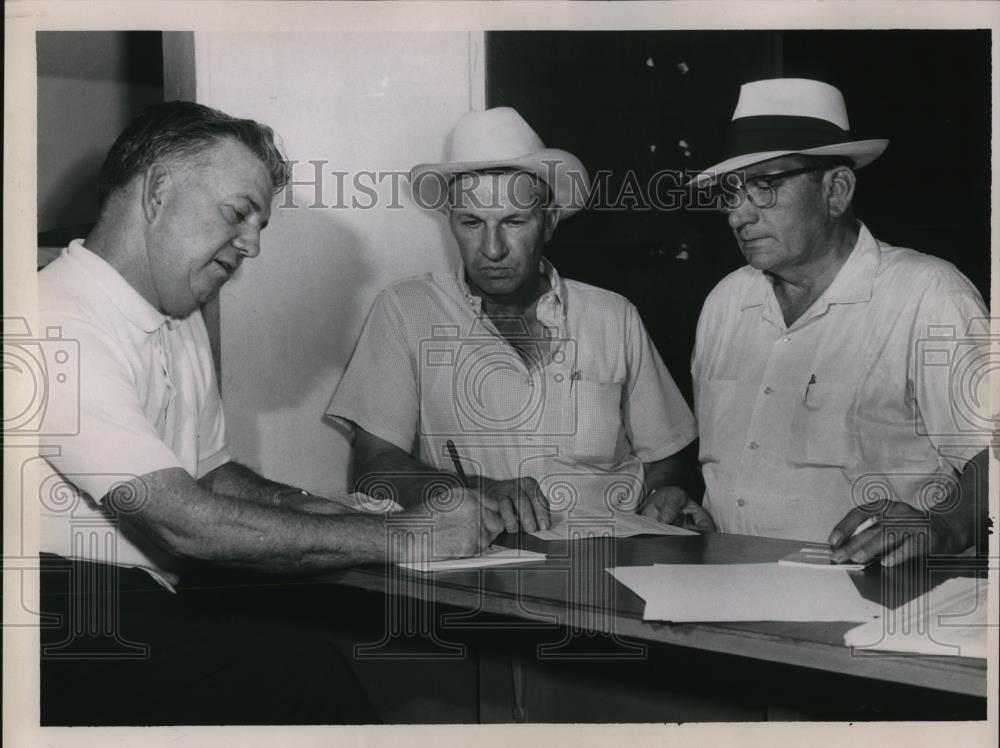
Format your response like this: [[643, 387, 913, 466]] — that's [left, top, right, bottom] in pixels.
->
[[410, 107, 590, 220], [690, 78, 889, 186]]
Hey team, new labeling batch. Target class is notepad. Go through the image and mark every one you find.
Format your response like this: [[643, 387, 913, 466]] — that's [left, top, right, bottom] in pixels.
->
[[530, 511, 698, 541], [607, 563, 883, 622], [398, 545, 546, 573], [844, 576, 990, 658]]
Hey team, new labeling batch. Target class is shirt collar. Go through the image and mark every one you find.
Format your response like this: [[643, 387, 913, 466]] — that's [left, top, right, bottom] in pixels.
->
[[738, 223, 881, 314], [64, 239, 173, 333], [816, 223, 880, 305], [455, 257, 567, 328]]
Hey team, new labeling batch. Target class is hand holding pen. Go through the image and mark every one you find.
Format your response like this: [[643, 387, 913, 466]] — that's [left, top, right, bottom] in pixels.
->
[[446, 440, 551, 533]]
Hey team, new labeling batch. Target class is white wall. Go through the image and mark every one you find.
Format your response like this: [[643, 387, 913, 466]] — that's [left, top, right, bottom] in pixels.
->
[[195, 32, 483, 495]]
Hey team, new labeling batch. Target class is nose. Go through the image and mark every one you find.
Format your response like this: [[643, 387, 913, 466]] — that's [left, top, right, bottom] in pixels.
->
[[481, 226, 508, 262], [234, 224, 262, 259], [726, 192, 758, 232]]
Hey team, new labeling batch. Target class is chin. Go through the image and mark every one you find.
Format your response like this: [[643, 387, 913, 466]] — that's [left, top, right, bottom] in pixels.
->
[[742, 250, 774, 271], [473, 277, 517, 295], [169, 304, 201, 319], [167, 294, 213, 319]]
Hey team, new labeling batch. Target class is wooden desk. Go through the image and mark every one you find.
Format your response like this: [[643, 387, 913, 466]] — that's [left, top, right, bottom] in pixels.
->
[[320, 529, 987, 721]]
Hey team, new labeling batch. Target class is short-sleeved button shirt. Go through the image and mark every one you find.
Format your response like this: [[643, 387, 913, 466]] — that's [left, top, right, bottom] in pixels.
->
[[693, 225, 990, 542], [38, 241, 231, 587], [328, 261, 696, 516]]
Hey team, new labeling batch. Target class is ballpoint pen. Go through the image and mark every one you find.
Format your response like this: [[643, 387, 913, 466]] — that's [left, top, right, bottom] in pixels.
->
[[446, 439, 469, 486]]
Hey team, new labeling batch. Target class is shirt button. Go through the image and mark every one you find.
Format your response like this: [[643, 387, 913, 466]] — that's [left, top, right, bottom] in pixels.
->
[[764, 386, 774, 395], [748, 441, 759, 450], [783, 336, 791, 342], [737, 499, 747, 507]]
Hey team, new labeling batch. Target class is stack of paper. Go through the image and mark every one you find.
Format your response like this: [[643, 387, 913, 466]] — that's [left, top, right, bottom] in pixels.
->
[[844, 576, 990, 659], [399, 545, 546, 573], [530, 511, 697, 541], [608, 563, 884, 622], [779, 546, 867, 572]]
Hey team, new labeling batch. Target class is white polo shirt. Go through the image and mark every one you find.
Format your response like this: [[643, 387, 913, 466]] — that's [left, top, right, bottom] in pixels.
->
[[693, 224, 990, 542], [38, 241, 231, 587]]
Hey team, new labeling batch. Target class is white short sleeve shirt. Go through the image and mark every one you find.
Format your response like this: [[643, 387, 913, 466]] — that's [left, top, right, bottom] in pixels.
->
[[693, 225, 990, 542], [328, 261, 697, 517]]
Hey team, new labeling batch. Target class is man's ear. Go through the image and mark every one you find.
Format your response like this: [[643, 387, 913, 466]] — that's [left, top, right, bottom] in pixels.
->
[[542, 207, 559, 242], [141, 163, 171, 222], [826, 166, 856, 218]]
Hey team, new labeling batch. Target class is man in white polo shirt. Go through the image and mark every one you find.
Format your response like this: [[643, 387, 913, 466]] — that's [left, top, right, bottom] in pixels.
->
[[689, 79, 990, 565], [38, 101, 500, 724], [329, 108, 711, 534]]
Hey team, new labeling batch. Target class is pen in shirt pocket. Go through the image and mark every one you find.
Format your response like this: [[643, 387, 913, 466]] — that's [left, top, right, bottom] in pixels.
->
[[803, 373, 817, 405], [568, 369, 582, 394]]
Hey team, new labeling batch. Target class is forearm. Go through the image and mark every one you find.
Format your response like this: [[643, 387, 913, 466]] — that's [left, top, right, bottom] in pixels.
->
[[120, 476, 403, 573], [352, 440, 461, 510], [199, 461, 304, 506], [642, 441, 704, 500], [933, 449, 989, 554]]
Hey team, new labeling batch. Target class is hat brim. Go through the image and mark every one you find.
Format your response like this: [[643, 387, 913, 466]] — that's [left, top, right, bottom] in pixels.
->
[[688, 139, 889, 186], [410, 148, 590, 220]]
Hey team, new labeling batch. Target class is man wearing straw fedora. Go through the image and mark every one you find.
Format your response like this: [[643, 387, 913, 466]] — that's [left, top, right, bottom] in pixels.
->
[[690, 78, 990, 565], [329, 107, 711, 534]]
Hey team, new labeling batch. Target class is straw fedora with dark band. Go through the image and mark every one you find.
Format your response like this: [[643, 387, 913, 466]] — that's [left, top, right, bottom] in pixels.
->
[[410, 107, 590, 221], [691, 78, 889, 186]]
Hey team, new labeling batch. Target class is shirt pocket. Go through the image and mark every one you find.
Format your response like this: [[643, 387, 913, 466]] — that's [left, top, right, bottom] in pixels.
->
[[786, 382, 857, 468], [696, 379, 736, 464], [570, 380, 624, 462]]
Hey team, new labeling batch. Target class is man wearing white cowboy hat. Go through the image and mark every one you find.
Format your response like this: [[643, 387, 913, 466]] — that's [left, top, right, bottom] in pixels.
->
[[690, 78, 989, 565], [329, 107, 711, 534]]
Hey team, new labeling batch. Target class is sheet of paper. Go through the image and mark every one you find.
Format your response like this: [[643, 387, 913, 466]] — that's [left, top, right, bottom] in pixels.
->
[[607, 565, 669, 601], [398, 545, 546, 573], [530, 511, 697, 541], [607, 563, 883, 623], [779, 546, 867, 572], [844, 577, 990, 659]]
